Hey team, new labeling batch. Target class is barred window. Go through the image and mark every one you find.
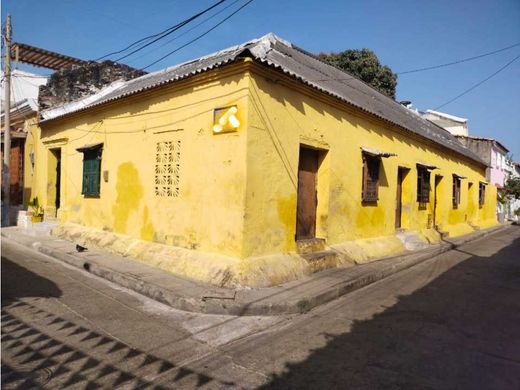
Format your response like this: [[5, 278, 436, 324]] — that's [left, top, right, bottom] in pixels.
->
[[417, 167, 431, 203], [362, 153, 380, 202], [155, 140, 181, 197], [479, 182, 486, 206], [452, 175, 461, 207]]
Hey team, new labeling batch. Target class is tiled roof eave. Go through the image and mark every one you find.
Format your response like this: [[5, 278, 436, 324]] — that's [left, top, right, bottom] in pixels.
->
[[40, 57, 240, 124], [254, 58, 485, 167]]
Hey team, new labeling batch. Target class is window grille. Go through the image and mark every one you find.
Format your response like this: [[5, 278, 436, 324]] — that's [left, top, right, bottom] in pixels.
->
[[155, 141, 181, 197]]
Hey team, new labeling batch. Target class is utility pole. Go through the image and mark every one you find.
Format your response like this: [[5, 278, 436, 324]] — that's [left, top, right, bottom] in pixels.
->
[[2, 14, 12, 226]]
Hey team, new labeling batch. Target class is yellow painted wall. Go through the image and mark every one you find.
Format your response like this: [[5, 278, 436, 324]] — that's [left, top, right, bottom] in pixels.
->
[[242, 64, 497, 258], [30, 65, 251, 258], [27, 60, 497, 266], [22, 115, 40, 206]]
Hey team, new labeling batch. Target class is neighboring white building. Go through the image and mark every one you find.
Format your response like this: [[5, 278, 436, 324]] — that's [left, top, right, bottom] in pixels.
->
[[422, 109, 469, 136], [505, 160, 520, 221], [1, 69, 48, 109]]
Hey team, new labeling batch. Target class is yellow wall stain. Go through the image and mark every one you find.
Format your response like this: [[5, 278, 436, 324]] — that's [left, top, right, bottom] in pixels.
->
[[112, 162, 143, 234], [140, 206, 155, 241], [277, 194, 297, 251]]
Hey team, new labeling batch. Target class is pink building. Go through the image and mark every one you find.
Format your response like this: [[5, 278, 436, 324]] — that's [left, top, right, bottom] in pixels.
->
[[455, 136, 509, 188]]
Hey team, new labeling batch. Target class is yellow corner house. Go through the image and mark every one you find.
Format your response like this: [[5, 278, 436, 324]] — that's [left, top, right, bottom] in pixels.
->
[[26, 34, 498, 288]]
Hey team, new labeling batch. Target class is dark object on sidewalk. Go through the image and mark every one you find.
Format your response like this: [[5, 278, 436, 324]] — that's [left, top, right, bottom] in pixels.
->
[[76, 244, 88, 253]]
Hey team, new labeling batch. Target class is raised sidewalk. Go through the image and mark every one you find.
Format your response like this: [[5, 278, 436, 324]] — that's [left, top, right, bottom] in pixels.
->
[[1, 224, 506, 316]]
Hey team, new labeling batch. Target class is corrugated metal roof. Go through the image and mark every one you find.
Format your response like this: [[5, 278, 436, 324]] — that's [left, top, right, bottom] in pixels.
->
[[40, 33, 485, 165], [456, 135, 509, 153]]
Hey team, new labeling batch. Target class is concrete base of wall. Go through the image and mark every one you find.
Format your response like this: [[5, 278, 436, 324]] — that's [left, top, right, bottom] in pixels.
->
[[51, 220, 499, 288], [330, 235, 406, 265]]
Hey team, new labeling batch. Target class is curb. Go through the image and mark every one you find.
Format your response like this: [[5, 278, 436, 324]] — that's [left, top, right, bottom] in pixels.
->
[[1, 224, 508, 316]]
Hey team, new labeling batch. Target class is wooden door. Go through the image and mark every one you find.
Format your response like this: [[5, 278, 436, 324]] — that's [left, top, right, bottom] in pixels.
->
[[395, 168, 403, 228], [296, 147, 318, 240], [433, 175, 442, 227], [9, 140, 24, 205], [54, 149, 61, 210]]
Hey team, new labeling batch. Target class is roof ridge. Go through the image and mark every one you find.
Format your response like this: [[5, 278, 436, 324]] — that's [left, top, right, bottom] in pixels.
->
[[37, 33, 488, 165]]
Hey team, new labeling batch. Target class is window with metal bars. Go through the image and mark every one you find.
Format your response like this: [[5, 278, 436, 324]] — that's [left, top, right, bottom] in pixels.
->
[[479, 182, 486, 207], [452, 175, 461, 207], [417, 167, 431, 203], [362, 153, 380, 202]]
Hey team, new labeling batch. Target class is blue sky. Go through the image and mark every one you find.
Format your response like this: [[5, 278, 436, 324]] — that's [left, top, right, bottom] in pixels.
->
[[3, 0, 520, 158]]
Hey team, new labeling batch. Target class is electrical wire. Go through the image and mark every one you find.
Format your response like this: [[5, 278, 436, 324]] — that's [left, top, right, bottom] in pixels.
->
[[435, 53, 520, 110], [126, 0, 245, 65], [141, 0, 255, 70], [97, 0, 227, 62], [398, 42, 520, 75]]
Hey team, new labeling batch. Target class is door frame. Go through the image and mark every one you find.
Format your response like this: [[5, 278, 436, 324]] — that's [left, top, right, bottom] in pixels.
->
[[296, 146, 319, 241], [433, 174, 443, 228], [46, 147, 62, 218], [395, 167, 404, 229]]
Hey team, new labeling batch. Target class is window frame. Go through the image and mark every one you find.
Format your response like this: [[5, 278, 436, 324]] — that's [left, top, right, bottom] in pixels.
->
[[479, 182, 486, 207], [416, 167, 431, 203], [80, 145, 103, 198], [361, 153, 380, 203], [452, 175, 461, 208]]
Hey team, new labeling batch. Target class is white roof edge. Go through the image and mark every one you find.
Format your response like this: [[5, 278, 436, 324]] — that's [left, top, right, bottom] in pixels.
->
[[426, 109, 467, 123], [37, 33, 282, 122], [41, 80, 127, 121], [10, 69, 49, 79]]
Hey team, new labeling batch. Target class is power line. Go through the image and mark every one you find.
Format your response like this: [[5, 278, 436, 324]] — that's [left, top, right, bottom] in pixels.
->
[[398, 42, 520, 75], [142, 0, 255, 70], [97, 0, 227, 62], [126, 0, 245, 65], [435, 53, 520, 110]]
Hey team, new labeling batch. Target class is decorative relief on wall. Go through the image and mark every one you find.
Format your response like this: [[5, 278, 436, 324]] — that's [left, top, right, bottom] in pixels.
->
[[155, 141, 181, 197]]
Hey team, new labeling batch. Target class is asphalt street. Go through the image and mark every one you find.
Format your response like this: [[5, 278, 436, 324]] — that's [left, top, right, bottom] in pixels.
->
[[2, 225, 520, 389]]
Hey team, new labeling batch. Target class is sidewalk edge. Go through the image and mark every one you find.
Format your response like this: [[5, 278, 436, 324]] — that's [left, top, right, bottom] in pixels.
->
[[1, 224, 508, 316]]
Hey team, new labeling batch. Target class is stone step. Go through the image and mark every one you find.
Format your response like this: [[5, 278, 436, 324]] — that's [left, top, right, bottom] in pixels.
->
[[396, 231, 430, 251], [468, 222, 480, 231], [438, 230, 450, 239], [296, 238, 326, 254], [302, 250, 338, 273]]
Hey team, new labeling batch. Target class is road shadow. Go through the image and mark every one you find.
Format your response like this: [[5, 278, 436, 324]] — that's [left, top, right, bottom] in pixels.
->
[[260, 231, 520, 390], [1, 257, 62, 305], [0, 258, 233, 389]]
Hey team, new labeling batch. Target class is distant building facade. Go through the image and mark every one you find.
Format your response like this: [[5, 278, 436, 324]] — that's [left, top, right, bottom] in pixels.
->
[[422, 109, 468, 136], [455, 136, 509, 188], [505, 160, 520, 221]]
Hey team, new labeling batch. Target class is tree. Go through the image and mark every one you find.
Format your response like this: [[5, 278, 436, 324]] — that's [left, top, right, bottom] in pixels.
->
[[318, 49, 397, 99], [504, 177, 520, 200]]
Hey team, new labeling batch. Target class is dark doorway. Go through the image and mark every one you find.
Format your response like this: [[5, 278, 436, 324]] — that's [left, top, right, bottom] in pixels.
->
[[51, 149, 61, 211], [395, 168, 405, 229], [296, 147, 319, 240], [433, 175, 442, 227]]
